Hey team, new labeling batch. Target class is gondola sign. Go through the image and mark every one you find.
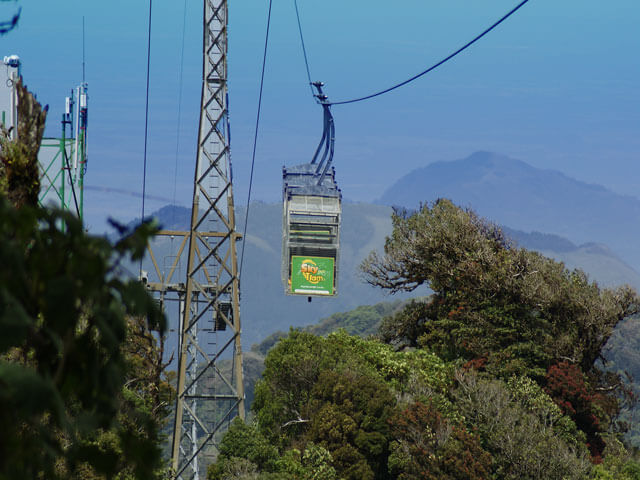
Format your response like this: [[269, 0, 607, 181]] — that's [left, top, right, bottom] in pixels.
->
[[290, 256, 334, 295]]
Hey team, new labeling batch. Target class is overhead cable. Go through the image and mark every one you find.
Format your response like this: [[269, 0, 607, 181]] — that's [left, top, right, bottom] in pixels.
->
[[139, 0, 153, 276], [240, 0, 273, 279], [0, 8, 20, 35], [294, 0, 314, 97], [140, 0, 153, 223], [330, 0, 531, 106], [171, 0, 188, 231]]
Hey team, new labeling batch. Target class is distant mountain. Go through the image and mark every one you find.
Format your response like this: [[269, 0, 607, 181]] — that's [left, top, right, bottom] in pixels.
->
[[504, 227, 640, 288], [141, 199, 640, 348], [378, 151, 640, 270]]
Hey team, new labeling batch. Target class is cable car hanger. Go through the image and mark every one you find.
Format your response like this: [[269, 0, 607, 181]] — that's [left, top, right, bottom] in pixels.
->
[[310, 81, 335, 186]]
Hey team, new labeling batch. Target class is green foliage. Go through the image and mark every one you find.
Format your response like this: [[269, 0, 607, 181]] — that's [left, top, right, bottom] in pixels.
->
[[252, 330, 397, 479], [0, 198, 168, 479], [506, 375, 586, 448], [330, 330, 452, 391], [216, 200, 640, 478], [453, 371, 591, 480], [305, 368, 394, 479], [252, 330, 330, 444], [592, 460, 640, 480], [209, 418, 279, 478], [363, 199, 639, 380], [590, 437, 640, 479], [305, 300, 406, 338], [388, 401, 492, 480], [208, 419, 337, 480], [246, 329, 485, 479], [208, 456, 260, 480], [0, 78, 47, 208], [252, 330, 455, 444], [299, 443, 338, 480]]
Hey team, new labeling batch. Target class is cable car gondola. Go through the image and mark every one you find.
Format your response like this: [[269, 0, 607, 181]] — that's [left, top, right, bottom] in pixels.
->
[[282, 83, 341, 296]]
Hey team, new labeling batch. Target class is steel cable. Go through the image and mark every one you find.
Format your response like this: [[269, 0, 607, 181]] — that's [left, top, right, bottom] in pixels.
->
[[294, 0, 314, 97], [239, 0, 274, 278], [330, 0, 531, 105], [139, 0, 153, 276]]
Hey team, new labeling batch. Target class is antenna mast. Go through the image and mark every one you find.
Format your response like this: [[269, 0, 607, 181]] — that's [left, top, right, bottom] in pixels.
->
[[82, 16, 85, 83]]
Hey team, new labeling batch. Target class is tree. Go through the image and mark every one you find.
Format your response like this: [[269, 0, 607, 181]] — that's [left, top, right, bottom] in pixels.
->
[[0, 79, 171, 479], [362, 199, 638, 380], [0, 198, 170, 479], [251, 330, 396, 480], [361, 199, 640, 458], [452, 371, 591, 480], [0, 78, 47, 207], [388, 400, 492, 480], [304, 368, 394, 479], [215, 323, 618, 478], [208, 418, 338, 480]]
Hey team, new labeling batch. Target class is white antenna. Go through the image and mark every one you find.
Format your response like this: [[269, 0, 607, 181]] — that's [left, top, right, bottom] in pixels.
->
[[82, 16, 86, 83]]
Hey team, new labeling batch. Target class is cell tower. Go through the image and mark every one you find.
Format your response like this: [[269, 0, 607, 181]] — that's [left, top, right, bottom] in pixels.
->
[[39, 83, 88, 219], [144, 0, 244, 478], [0, 55, 88, 219]]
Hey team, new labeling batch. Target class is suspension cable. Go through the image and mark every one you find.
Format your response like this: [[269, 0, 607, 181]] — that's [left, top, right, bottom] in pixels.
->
[[294, 0, 314, 97], [239, 0, 273, 279], [171, 0, 188, 232], [139, 0, 153, 276], [330, 0, 530, 106], [140, 0, 153, 224]]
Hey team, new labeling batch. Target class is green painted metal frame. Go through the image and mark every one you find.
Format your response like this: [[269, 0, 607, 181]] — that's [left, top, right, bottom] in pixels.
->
[[38, 109, 87, 222]]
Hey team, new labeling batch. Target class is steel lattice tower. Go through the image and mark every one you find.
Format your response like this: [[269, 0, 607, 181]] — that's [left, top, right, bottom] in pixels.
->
[[145, 1, 244, 478], [39, 84, 88, 221]]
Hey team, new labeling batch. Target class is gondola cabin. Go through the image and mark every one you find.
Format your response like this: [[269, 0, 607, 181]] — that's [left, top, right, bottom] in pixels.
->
[[282, 162, 341, 296]]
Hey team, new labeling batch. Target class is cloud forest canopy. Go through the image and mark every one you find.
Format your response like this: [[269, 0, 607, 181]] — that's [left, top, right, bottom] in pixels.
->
[[362, 199, 640, 459], [362, 199, 638, 378], [209, 199, 640, 479]]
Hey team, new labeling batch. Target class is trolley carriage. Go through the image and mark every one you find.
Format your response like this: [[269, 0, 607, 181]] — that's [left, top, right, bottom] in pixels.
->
[[282, 163, 341, 296], [282, 82, 341, 296]]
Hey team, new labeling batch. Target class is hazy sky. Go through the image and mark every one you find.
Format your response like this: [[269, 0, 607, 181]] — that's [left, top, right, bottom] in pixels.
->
[[2, 0, 639, 232]]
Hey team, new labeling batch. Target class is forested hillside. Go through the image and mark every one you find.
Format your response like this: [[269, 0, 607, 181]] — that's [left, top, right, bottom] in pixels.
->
[[240, 299, 408, 408], [142, 202, 424, 347], [208, 200, 640, 480], [143, 199, 640, 349]]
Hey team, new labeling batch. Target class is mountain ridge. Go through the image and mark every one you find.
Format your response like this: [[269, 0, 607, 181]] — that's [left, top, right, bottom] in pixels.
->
[[140, 196, 640, 346], [378, 151, 640, 270]]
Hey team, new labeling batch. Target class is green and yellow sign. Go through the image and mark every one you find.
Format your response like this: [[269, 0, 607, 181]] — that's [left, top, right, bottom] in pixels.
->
[[290, 255, 335, 295]]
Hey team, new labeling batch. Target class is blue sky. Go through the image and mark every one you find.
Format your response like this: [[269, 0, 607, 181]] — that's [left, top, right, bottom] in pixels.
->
[[2, 0, 639, 232]]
